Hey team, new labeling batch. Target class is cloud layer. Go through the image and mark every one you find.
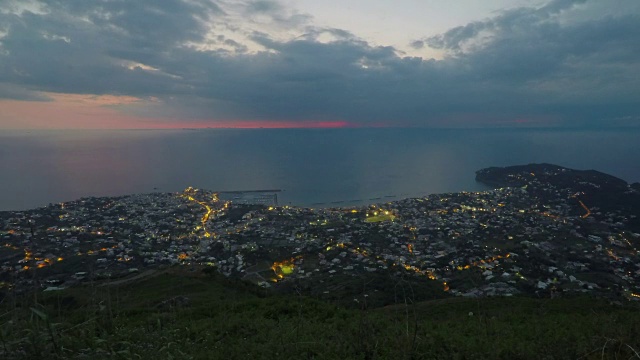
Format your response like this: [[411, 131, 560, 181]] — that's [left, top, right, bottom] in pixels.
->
[[1, 0, 639, 127]]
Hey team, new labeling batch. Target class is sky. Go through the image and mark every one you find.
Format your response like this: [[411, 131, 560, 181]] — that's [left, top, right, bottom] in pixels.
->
[[0, 0, 639, 129]]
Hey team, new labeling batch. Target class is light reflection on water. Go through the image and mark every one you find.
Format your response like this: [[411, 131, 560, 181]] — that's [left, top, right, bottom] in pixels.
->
[[1, 128, 639, 211]]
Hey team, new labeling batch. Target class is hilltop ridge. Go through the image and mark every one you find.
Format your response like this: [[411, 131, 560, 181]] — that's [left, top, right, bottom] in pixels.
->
[[476, 163, 629, 190], [476, 163, 640, 228]]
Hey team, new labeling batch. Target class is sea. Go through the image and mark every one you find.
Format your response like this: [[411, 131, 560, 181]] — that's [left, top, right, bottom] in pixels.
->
[[1, 128, 639, 211]]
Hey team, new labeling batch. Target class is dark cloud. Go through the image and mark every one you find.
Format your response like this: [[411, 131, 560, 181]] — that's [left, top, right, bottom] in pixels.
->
[[0, 0, 220, 96], [0, 0, 638, 127], [246, 0, 282, 14], [0, 83, 51, 101], [243, 0, 311, 28], [425, 0, 586, 53], [409, 40, 424, 49]]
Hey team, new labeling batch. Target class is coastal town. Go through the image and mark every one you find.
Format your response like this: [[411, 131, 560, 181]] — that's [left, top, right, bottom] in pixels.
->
[[2, 164, 640, 304]]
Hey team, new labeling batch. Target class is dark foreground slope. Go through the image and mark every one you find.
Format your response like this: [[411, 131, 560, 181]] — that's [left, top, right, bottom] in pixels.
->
[[2, 267, 640, 359]]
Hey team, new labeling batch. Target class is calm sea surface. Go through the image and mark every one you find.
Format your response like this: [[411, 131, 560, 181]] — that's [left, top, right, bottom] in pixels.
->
[[1, 128, 639, 211]]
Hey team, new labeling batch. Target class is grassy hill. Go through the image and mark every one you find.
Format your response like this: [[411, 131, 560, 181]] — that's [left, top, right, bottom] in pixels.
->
[[2, 267, 640, 359]]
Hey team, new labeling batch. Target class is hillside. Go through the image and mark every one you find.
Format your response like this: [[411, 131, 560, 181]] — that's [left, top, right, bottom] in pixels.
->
[[2, 267, 640, 359], [475, 163, 640, 230]]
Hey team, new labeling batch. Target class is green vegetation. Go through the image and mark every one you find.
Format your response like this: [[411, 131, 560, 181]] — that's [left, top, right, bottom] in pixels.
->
[[365, 214, 396, 223], [1, 268, 640, 359]]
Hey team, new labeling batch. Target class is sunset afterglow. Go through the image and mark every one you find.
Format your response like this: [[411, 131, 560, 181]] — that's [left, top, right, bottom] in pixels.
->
[[1, 0, 637, 129]]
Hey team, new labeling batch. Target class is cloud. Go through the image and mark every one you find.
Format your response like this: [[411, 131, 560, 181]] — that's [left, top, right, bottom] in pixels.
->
[[424, 0, 587, 53], [245, 0, 283, 14], [0, 83, 50, 101], [409, 40, 424, 49], [0, 0, 639, 128]]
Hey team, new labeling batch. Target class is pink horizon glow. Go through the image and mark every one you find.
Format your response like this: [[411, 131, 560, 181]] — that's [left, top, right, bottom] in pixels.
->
[[0, 92, 549, 130], [0, 94, 392, 129]]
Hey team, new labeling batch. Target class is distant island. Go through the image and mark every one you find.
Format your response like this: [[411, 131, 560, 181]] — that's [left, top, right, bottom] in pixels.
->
[[2, 164, 640, 358]]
